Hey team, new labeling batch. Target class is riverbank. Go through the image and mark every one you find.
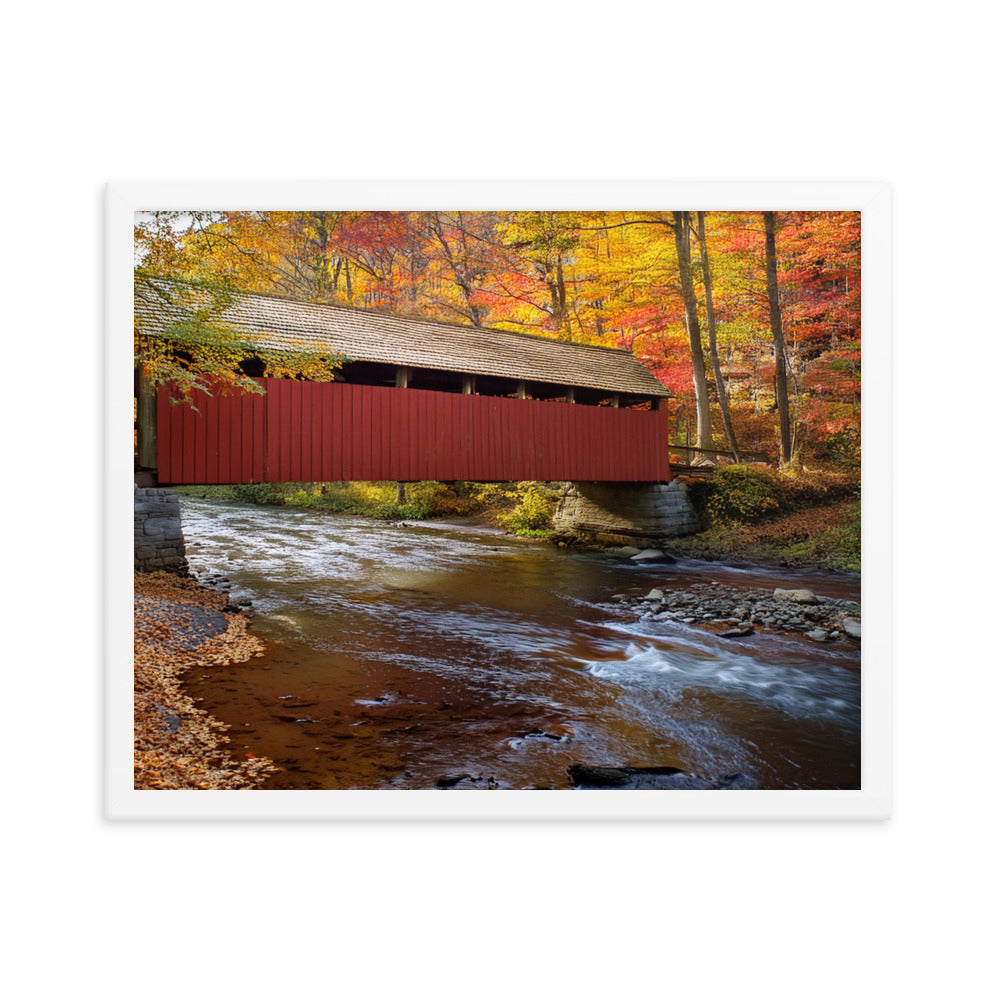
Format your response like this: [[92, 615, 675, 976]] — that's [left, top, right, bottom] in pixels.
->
[[175, 481, 558, 537], [663, 497, 861, 572], [134, 571, 279, 789]]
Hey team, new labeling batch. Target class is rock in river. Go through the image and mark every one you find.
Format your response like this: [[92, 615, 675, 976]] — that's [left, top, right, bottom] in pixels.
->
[[629, 549, 665, 562], [842, 618, 862, 639], [773, 587, 819, 604]]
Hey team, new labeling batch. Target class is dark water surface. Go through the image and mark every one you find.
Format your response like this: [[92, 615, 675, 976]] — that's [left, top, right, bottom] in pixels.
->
[[180, 498, 861, 790]]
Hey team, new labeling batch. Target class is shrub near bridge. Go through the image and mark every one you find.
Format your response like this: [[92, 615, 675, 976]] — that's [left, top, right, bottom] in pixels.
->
[[701, 466, 788, 526], [496, 483, 558, 536]]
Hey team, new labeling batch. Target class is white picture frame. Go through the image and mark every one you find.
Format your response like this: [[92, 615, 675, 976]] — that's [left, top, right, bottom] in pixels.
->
[[107, 180, 891, 821]]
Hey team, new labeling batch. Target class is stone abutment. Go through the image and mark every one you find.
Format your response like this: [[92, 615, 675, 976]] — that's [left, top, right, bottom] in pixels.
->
[[134, 486, 189, 574], [552, 481, 700, 546]]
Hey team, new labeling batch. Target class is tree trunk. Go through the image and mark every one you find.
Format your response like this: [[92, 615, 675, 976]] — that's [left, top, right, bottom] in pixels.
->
[[696, 212, 740, 462], [672, 211, 713, 453], [764, 211, 792, 465]]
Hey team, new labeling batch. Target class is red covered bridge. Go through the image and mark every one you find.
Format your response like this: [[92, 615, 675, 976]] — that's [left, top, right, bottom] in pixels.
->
[[135, 285, 674, 486]]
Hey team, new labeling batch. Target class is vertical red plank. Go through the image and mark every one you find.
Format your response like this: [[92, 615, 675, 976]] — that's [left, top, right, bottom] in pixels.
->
[[226, 393, 236, 482], [662, 405, 672, 481], [238, 391, 248, 483], [216, 389, 229, 483], [208, 390, 216, 482], [334, 384, 346, 482], [254, 386, 265, 482], [203, 389, 214, 483], [288, 382, 297, 481], [350, 385, 362, 482], [376, 387, 388, 481], [396, 389, 413, 480], [456, 392, 465, 481], [522, 400, 534, 483], [477, 396, 487, 481], [613, 410, 624, 480], [413, 390, 423, 479], [303, 383, 314, 482], [529, 401, 540, 482], [483, 396, 492, 482], [570, 404, 581, 481], [236, 392, 248, 483], [441, 392, 454, 481], [458, 395, 476, 481], [173, 399, 184, 484], [568, 403, 578, 480], [156, 390, 170, 482], [352, 385, 363, 482], [564, 402, 574, 482], [272, 381, 283, 481], [494, 398, 504, 481], [337, 382, 347, 481], [473, 395, 483, 481], [181, 402, 194, 484], [418, 391, 429, 479], [512, 398, 524, 483], [335, 383, 346, 481], [392, 388, 402, 481], [283, 381, 293, 482], [408, 391, 418, 481], [401, 390, 413, 483], [332, 382, 350, 483], [265, 379, 279, 483], [293, 382, 303, 482], [534, 401, 544, 482], [457, 393, 468, 481], [368, 387, 377, 480], [494, 397, 503, 482], [365, 384, 376, 482], [191, 392, 203, 483], [319, 383, 329, 481], [389, 386, 399, 481], [460, 392, 470, 481], [330, 382, 340, 481], [499, 398, 510, 481]]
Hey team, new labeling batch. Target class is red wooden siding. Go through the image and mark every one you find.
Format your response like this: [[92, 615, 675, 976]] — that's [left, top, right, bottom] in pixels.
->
[[156, 380, 671, 484]]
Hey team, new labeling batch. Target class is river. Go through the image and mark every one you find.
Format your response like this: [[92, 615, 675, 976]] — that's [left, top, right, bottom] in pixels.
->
[[179, 497, 861, 790]]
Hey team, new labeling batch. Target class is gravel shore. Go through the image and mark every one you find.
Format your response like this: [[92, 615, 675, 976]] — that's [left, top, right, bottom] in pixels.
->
[[134, 571, 279, 789]]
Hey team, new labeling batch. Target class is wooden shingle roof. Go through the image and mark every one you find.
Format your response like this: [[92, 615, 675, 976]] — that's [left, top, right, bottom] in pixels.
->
[[135, 280, 673, 398]]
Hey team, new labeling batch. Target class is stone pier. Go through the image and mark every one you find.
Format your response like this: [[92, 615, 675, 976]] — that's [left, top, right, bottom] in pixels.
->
[[134, 486, 189, 574], [552, 481, 700, 547]]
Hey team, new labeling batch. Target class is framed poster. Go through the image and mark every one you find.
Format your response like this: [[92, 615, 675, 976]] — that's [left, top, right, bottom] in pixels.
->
[[107, 180, 890, 820]]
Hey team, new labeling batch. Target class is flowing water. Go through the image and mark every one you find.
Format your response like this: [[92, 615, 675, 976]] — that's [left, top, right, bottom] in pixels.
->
[[179, 498, 861, 790]]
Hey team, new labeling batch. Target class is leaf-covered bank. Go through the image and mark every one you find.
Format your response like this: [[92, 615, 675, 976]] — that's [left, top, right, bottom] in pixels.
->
[[134, 571, 278, 789]]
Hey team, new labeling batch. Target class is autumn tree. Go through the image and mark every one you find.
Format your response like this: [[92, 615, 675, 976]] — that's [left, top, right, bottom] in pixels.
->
[[764, 211, 793, 465], [134, 213, 343, 406], [696, 211, 740, 460], [671, 211, 713, 453]]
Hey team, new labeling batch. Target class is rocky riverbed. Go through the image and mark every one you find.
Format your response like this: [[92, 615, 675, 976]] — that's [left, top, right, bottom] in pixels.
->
[[615, 578, 861, 643]]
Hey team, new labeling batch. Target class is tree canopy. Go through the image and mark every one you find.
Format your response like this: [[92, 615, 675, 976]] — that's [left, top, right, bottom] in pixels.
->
[[134, 208, 861, 467]]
